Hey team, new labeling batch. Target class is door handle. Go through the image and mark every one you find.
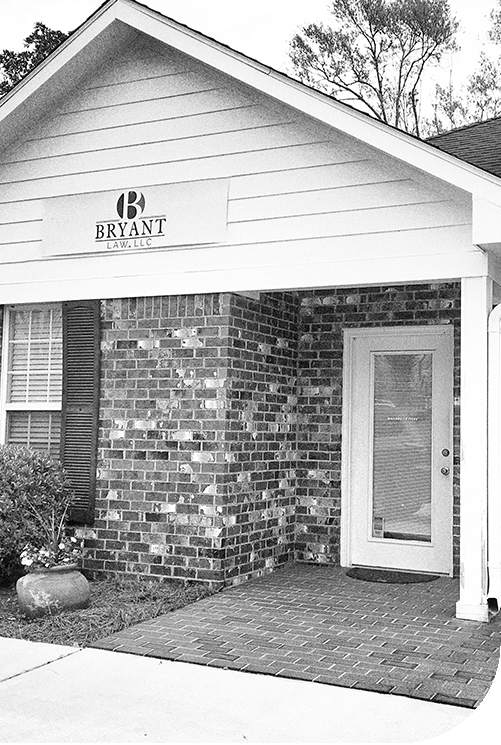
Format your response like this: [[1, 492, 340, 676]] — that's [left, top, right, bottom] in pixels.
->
[[440, 467, 450, 476]]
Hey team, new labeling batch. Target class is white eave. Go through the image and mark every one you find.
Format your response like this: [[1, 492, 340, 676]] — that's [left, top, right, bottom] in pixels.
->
[[2, 0, 501, 211]]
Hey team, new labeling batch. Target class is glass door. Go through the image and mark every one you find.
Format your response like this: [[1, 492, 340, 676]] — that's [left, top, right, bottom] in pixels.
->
[[343, 326, 453, 575]]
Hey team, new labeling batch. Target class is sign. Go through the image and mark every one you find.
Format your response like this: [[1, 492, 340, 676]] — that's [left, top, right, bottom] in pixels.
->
[[95, 189, 167, 250], [42, 180, 228, 256]]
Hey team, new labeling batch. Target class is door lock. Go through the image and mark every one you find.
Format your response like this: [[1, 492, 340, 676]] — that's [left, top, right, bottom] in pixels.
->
[[441, 448, 450, 457], [440, 466, 450, 476]]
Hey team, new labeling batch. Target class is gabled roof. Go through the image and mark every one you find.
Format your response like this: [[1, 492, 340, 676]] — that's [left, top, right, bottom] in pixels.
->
[[428, 118, 501, 179], [2, 0, 501, 206]]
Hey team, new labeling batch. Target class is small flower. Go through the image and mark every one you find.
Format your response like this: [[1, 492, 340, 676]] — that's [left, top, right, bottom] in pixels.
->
[[20, 534, 82, 572]]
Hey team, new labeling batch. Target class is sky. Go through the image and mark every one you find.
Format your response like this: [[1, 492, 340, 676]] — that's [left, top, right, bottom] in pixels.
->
[[0, 0, 498, 86]]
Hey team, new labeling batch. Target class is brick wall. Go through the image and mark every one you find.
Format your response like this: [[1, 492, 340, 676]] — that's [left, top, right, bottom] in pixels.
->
[[83, 292, 300, 586], [295, 283, 461, 574], [84, 294, 233, 584], [222, 293, 299, 583]]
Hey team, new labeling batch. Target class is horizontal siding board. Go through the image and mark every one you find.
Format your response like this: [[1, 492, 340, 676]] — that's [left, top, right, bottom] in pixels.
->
[[229, 161, 401, 199], [201, 225, 475, 262], [0, 244, 41, 262], [0, 220, 41, 244], [227, 181, 453, 222], [58, 70, 220, 113], [0, 143, 353, 203], [86, 52, 189, 87], [226, 201, 470, 243], [22, 88, 256, 141], [0, 124, 334, 184], [0, 159, 405, 215], [230, 162, 470, 205], [4, 106, 292, 163], [0, 200, 44, 223]]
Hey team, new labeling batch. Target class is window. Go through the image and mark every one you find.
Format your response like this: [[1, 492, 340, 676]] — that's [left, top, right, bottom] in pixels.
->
[[1, 305, 62, 457], [0, 300, 100, 524]]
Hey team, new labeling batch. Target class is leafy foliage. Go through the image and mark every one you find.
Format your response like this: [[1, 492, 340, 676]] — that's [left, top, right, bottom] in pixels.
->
[[0, 22, 68, 95], [0, 445, 72, 584], [289, 0, 458, 136], [20, 534, 83, 572]]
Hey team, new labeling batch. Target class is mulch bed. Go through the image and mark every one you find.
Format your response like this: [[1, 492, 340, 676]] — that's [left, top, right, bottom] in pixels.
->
[[0, 576, 213, 647]]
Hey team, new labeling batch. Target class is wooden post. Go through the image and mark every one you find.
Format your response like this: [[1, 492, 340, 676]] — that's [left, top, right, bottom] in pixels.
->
[[456, 276, 493, 621]]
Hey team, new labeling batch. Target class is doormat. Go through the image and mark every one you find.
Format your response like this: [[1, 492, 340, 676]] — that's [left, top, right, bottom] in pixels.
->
[[346, 567, 439, 583]]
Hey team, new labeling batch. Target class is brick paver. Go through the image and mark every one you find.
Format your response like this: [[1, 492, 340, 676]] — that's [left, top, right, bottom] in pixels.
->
[[92, 564, 500, 708]]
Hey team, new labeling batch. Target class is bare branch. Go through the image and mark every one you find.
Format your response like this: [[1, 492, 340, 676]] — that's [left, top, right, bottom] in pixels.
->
[[289, 0, 459, 135]]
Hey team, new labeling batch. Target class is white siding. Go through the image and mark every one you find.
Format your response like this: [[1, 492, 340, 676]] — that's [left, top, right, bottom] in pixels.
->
[[0, 29, 478, 300]]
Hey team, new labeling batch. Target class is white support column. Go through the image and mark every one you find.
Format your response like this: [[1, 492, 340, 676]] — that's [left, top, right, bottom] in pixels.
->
[[488, 302, 501, 608], [456, 276, 493, 622]]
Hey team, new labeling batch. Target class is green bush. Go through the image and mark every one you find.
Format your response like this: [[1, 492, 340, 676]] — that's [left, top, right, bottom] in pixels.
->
[[0, 445, 72, 585]]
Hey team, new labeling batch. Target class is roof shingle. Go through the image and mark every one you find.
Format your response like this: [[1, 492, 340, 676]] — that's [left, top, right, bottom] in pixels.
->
[[427, 118, 501, 178]]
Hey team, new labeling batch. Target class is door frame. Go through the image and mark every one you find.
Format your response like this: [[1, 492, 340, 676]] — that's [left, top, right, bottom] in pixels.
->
[[340, 324, 454, 575]]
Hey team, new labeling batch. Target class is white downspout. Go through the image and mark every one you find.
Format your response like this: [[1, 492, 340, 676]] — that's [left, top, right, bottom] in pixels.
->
[[488, 302, 501, 609]]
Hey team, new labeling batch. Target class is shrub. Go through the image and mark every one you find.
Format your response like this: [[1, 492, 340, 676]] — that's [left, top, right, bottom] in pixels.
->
[[0, 445, 72, 585]]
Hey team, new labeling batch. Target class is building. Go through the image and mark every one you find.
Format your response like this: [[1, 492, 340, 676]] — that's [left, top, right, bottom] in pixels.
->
[[0, 0, 500, 623]]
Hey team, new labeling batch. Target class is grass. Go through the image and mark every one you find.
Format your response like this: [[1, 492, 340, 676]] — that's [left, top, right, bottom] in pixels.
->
[[0, 575, 213, 647]]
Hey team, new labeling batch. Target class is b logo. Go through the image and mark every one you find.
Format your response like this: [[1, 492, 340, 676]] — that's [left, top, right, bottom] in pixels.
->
[[117, 190, 145, 220]]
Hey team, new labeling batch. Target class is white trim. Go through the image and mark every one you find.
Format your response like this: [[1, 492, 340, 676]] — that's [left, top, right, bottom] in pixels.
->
[[4, 403, 61, 411], [0, 248, 489, 306], [456, 276, 493, 621], [0, 312, 9, 446], [455, 602, 490, 622], [488, 303, 501, 607], [340, 330, 354, 568], [0, 304, 63, 449], [341, 325, 453, 573], [341, 326, 454, 340]]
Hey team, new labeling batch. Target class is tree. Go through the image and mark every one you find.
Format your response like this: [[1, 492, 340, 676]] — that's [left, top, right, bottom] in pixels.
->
[[427, 78, 468, 134], [427, 0, 501, 134], [465, 53, 501, 122], [489, 0, 501, 44], [288, 0, 459, 137], [0, 22, 68, 95]]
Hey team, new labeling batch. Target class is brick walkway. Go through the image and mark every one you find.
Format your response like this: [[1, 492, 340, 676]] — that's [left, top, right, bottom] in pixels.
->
[[92, 564, 500, 708]]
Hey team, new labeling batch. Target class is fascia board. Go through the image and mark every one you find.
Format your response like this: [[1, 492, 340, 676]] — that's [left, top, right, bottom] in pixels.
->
[[116, 0, 501, 207], [0, 0, 118, 125]]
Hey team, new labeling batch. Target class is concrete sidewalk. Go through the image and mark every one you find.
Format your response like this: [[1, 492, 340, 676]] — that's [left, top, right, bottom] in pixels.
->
[[0, 636, 496, 743]]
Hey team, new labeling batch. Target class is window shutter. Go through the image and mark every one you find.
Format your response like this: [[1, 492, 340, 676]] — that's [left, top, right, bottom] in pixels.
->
[[61, 300, 100, 524]]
